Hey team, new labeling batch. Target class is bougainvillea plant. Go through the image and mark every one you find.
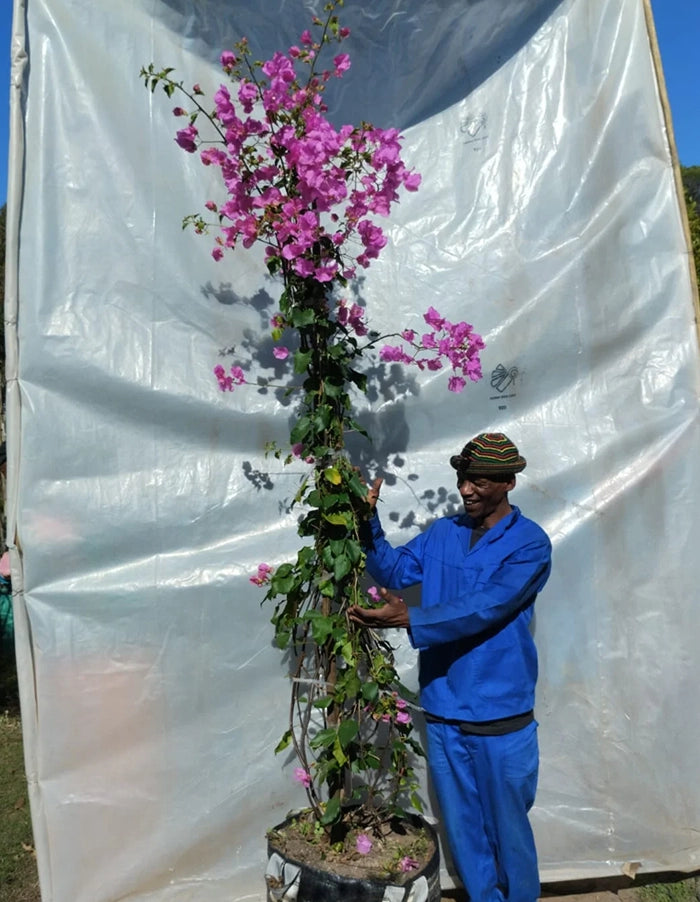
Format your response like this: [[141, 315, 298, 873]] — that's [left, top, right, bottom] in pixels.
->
[[142, 1, 484, 844]]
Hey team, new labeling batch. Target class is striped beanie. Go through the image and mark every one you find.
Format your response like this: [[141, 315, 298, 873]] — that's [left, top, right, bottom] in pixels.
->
[[449, 433, 526, 476]]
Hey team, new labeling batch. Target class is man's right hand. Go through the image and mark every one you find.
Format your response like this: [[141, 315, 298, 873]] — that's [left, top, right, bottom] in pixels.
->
[[367, 477, 383, 512]]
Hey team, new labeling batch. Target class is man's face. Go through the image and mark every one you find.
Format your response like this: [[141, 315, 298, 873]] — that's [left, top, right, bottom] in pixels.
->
[[457, 473, 515, 526]]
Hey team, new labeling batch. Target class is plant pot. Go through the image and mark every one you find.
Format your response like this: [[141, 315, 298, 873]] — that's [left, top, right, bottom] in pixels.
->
[[265, 812, 441, 902]]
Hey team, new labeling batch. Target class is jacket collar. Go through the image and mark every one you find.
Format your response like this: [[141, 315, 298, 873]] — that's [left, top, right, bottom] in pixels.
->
[[460, 504, 521, 542]]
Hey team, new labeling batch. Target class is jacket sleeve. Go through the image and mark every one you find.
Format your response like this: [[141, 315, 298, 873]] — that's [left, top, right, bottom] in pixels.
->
[[362, 513, 426, 589], [408, 537, 551, 649]]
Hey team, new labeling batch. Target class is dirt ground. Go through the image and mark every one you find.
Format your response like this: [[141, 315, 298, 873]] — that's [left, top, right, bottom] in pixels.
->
[[441, 887, 691, 902]]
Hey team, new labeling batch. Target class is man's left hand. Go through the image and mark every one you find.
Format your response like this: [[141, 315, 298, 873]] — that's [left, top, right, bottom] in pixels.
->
[[348, 588, 410, 629]]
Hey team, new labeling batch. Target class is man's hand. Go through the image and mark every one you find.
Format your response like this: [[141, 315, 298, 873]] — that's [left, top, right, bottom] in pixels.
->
[[367, 476, 383, 512], [348, 588, 409, 629]]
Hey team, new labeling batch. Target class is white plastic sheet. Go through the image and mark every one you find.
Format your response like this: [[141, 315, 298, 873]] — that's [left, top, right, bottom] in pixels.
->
[[6, 0, 700, 899]]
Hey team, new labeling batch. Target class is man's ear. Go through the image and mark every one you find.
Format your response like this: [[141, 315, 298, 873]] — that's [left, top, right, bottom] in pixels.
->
[[506, 475, 516, 492]]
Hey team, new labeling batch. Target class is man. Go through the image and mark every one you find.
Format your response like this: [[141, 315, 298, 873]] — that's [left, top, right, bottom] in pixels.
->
[[349, 432, 551, 902]]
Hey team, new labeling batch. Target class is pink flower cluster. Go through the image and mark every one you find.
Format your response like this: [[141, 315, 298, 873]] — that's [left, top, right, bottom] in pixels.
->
[[399, 856, 419, 872], [356, 833, 373, 855], [293, 766, 312, 788], [379, 306, 484, 393], [368, 691, 412, 727], [336, 299, 367, 336], [250, 563, 274, 586], [214, 363, 246, 392], [291, 443, 315, 465], [173, 27, 420, 280]]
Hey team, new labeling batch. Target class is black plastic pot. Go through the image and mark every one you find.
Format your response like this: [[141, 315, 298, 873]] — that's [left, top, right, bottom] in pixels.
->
[[265, 812, 441, 902]]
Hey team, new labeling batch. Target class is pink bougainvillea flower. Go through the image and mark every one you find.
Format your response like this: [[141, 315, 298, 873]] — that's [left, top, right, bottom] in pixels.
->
[[367, 586, 381, 602], [212, 247, 224, 262], [272, 346, 290, 360], [396, 710, 412, 725], [399, 856, 419, 872], [175, 124, 198, 153], [213, 364, 233, 391], [238, 81, 259, 114], [172, 106, 186, 117], [356, 834, 373, 855], [293, 767, 312, 788], [379, 345, 412, 365], [220, 50, 237, 71], [214, 364, 246, 392], [423, 306, 445, 330], [250, 562, 274, 586], [448, 376, 467, 393], [333, 53, 351, 75]]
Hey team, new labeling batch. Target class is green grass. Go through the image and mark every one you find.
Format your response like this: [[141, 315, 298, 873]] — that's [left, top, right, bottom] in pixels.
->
[[1, 625, 40, 900], [639, 880, 699, 902], [0, 698, 41, 901]]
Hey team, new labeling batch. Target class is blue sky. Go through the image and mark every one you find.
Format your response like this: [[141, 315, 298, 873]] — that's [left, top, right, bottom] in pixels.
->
[[0, 1, 698, 207]]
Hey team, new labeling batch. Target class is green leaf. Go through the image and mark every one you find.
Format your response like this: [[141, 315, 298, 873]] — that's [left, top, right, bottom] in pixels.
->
[[320, 796, 341, 825], [323, 467, 342, 485], [323, 381, 346, 400], [332, 738, 347, 766], [270, 571, 297, 595], [313, 406, 332, 431], [290, 417, 311, 444], [323, 512, 351, 527], [321, 492, 347, 512], [339, 668, 360, 695], [347, 471, 368, 500], [304, 611, 334, 645], [274, 729, 292, 754], [306, 489, 322, 508], [333, 554, 351, 582], [309, 728, 336, 750], [347, 419, 369, 439], [410, 792, 424, 812], [290, 308, 316, 327], [345, 539, 363, 564], [313, 696, 334, 709], [294, 350, 313, 374], [348, 369, 368, 392], [361, 681, 379, 702], [338, 719, 359, 749]]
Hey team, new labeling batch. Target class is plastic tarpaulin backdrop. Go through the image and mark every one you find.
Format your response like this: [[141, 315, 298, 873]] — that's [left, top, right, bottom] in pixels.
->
[[6, 0, 700, 899]]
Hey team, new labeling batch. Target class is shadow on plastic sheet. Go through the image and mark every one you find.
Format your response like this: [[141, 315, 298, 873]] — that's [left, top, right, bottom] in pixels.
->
[[203, 278, 465, 531], [152, 0, 566, 132]]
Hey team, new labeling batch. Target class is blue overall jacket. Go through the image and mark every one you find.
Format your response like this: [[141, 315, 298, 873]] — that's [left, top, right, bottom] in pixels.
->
[[363, 506, 551, 722]]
